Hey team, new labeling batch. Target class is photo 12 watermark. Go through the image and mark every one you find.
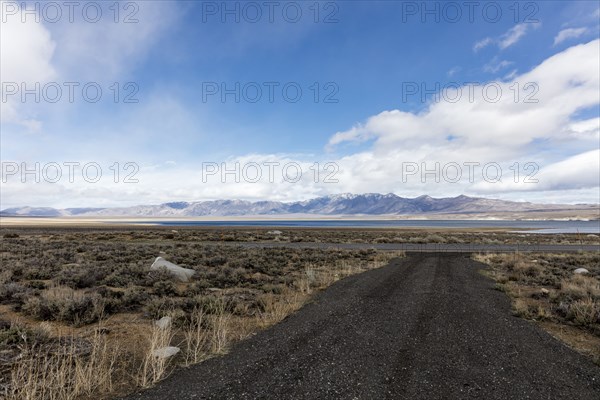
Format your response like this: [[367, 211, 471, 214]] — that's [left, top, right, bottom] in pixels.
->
[[200, 81, 339, 104], [1, 1, 140, 23], [398, 1, 539, 24], [401, 81, 539, 104], [1, 162, 140, 184], [1, 82, 140, 104], [400, 161, 539, 184], [201, 161, 340, 184], [198, 1, 339, 24]]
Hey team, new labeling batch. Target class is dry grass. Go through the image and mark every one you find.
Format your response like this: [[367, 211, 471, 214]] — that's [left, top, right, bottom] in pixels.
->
[[474, 251, 600, 364], [7, 325, 117, 400], [182, 308, 208, 366], [137, 320, 175, 388], [208, 305, 230, 355]]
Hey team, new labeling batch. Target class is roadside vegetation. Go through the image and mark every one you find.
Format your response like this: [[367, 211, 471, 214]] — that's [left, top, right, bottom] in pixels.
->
[[0, 228, 402, 399], [1, 226, 598, 246], [474, 252, 600, 364]]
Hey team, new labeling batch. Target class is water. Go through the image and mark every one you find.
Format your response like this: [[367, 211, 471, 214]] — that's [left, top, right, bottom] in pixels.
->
[[132, 219, 600, 234]]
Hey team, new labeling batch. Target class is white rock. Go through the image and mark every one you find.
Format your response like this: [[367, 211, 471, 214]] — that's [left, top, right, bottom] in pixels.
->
[[540, 288, 550, 295], [574, 268, 589, 274], [150, 257, 195, 282], [268, 230, 282, 235], [152, 346, 180, 359], [155, 316, 172, 329]]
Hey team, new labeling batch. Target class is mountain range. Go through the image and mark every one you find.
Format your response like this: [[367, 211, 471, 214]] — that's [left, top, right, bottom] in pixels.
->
[[1, 194, 598, 218]]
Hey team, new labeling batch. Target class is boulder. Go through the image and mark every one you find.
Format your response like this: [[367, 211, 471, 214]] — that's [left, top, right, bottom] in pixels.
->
[[152, 346, 180, 359], [150, 257, 195, 282], [574, 268, 589, 274]]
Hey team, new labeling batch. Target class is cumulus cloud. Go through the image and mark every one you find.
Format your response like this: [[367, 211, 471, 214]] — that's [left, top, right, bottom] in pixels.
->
[[5, 41, 599, 208], [472, 150, 600, 193], [0, 1, 178, 135], [2, 27, 599, 207], [554, 27, 589, 45], [0, 0, 57, 131], [325, 40, 600, 198]]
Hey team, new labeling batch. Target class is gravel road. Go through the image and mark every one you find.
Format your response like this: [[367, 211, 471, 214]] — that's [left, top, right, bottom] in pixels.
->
[[126, 253, 600, 400]]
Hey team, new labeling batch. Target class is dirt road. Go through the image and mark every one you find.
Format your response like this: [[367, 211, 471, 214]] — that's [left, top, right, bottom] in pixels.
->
[[126, 253, 600, 399]]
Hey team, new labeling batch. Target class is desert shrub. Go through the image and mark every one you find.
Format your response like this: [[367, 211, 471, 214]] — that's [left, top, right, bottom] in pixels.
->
[[424, 234, 446, 243], [0, 320, 50, 347], [261, 283, 285, 294], [373, 237, 391, 243], [559, 299, 600, 327], [22, 297, 55, 321], [55, 266, 105, 289], [144, 297, 178, 319], [0, 283, 33, 304], [194, 295, 229, 315], [26, 280, 48, 290], [21, 259, 59, 280], [22, 288, 106, 326], [153, 280, 178, 297], [144, 268, 177, 287], [183, 280, 211, 297], [206, 256, 227, 267], [122, 286, 151, 310]]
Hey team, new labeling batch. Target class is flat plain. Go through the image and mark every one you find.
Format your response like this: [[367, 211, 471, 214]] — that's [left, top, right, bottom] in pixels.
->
[[0, 226, 598, 399]]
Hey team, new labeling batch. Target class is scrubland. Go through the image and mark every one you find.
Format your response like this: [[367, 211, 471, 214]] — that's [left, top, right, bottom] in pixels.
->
[[0, 228, 402, 399]]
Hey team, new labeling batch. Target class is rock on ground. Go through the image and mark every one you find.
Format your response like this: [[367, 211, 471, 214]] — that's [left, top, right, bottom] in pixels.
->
[[150, 257, 195, 282]]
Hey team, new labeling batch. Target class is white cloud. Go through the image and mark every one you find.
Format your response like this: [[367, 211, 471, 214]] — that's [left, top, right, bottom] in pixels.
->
[[48, 2, 178, 82], [0, 1, 56, 83], [447, 66, 461, 77], [473, 37, 493, 52], [474, 23, 539, 52], [324, 40, 600, 198], [2, 32, 599, 207], [472, 150, 600, 193], [554, 27, 589, 45], [503, 69, 518, 80], [0, 0, 57, 131], [565, 118, 600, 138], [0, 1, 178, 136], [483, 58, 513, 73], [498, 24, 530, 49]]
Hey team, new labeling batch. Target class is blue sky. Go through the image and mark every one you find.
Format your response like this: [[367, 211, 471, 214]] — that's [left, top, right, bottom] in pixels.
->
[[1, 0, 599, 207]]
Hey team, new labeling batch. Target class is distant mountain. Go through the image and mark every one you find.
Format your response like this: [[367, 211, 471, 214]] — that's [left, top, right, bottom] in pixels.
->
[[1, 194, 598, 218]]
